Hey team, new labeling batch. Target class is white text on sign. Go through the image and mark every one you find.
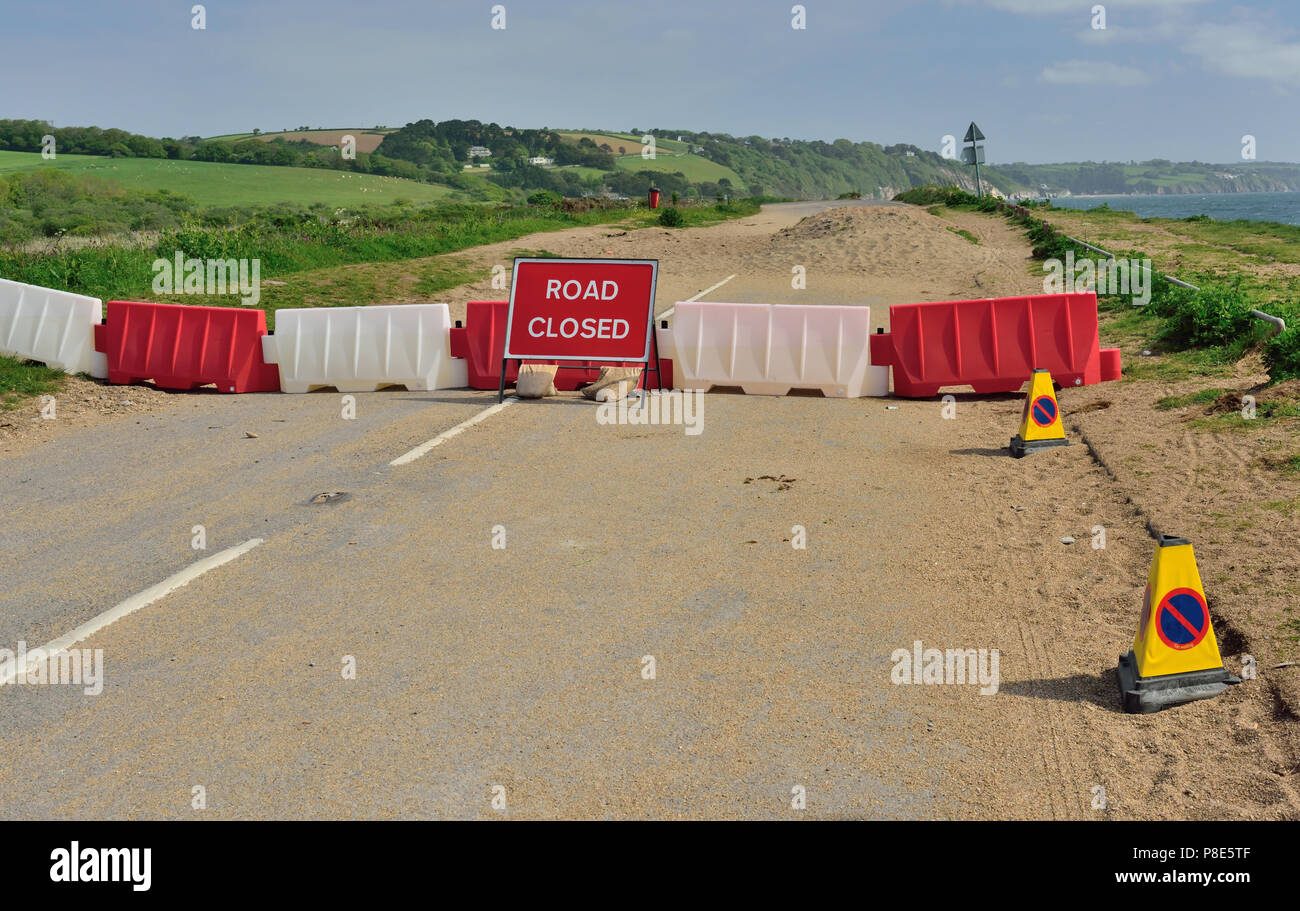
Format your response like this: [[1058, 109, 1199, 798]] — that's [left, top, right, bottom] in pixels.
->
[[528, 317, 630, 339], [546, 279, 619, 300]]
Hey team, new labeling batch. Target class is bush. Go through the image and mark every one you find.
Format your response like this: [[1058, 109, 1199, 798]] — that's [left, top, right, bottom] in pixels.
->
[[658, 206, 684, 227], [1264, 327, 1300, 382], [526, 190, 562, 207], [1152, 279, 1253, 349], [893, 185, 979, 207]]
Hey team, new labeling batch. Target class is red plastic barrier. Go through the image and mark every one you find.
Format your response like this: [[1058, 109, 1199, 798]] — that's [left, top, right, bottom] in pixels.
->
[[450, 300, 672, 391], [95, 301, 280, 393], [1100, 346, 1122, 383], [868, 292, 1121, 397]]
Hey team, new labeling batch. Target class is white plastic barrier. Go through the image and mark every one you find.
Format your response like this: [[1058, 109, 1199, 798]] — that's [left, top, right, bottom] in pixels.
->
[[0, 278, 107, 377], [664, 301, 888, 397], [262, 304, 468, 393]]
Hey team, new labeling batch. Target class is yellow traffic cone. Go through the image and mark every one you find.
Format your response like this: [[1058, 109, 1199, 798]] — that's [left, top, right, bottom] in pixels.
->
[[1117, 534, 1240, 713], [1009, 369, 1069, 458]]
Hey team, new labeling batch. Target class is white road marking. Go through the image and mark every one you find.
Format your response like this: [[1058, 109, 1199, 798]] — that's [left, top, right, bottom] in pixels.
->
[[390, 397, 517, 466], [658, 273, 737, 323], [0, 538, 264, 686]]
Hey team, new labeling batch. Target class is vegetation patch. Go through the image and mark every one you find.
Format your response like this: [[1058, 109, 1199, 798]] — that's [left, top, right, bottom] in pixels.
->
[[0, 356, 65, 410], [1155, 387, 1234, 410]]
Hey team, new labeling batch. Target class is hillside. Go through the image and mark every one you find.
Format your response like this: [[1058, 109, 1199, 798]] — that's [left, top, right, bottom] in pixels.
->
[[995, 159, 1300, 196], [208, 128, 394, 154], [636, 130, 1027, 199], [368, 122, 1025, 200]]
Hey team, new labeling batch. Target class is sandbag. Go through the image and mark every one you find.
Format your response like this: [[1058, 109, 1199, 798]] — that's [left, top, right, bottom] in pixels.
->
[[516, 364, 558, 398], [581, 365, 643, 400]]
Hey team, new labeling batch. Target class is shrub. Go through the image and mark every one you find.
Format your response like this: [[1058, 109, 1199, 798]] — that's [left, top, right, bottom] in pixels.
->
[[893, 185, 979, 207], [526, 190, 562, 207], [1264, 327, 1300, 383], [658, 206, 684, 227], [1153, 279, 1253, 349]]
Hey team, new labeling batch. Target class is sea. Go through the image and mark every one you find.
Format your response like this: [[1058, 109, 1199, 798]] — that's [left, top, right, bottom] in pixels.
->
[[1044, 190, 1300, 225]]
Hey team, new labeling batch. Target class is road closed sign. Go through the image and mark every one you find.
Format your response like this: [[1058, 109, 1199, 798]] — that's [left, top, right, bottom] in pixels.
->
[[504, 258, 659, 362]]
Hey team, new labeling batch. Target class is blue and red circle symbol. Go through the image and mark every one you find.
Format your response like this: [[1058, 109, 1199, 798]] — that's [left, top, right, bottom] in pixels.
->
[[1155, 587, 1209, 651], [1030, 395, 1057, 427]]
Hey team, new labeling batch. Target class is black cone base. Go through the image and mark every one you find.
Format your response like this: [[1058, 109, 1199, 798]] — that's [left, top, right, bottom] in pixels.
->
[[1009, 434, 1069, 458], [1116, 650, 1240, 714]]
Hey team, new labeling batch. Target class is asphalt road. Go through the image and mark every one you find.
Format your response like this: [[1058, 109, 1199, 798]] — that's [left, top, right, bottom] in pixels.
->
[[0, 387, 965, 818]]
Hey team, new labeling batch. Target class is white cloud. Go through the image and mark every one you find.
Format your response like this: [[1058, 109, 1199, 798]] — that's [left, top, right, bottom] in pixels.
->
[[1040, 60, 1153, 85], [1183, 22, 1300, 87]]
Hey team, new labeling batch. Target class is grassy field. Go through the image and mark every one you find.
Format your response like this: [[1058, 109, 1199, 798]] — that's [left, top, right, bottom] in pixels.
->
[[206, 129, 393, 153], [0, 151, 453, 207], [612, 152, 744, 186], [556, 131, 690, 154], [549, 165, 610, 182], [554, 130, 744, 186]]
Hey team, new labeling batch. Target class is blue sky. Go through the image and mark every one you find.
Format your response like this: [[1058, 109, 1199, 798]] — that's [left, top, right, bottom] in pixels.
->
[[3, 0, 1298, 163]]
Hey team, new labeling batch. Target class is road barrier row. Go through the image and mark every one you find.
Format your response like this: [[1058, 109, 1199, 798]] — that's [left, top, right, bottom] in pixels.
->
[[1, 285, 1121, 398]]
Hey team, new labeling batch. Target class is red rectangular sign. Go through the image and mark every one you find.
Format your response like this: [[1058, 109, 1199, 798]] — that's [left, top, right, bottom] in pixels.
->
[[504, 258, 658, 362]]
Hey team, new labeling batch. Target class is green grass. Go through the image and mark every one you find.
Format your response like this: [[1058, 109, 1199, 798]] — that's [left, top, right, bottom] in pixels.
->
[[0, 356, 65, 410], [1261, 497, 1300, 516], [549, 165, 610, 182], [1155, 388, 1233, 410], [612, 153, 745, 186], [0, 151, 454, 208], [1120, 344, 1243, 381], [946, 226, 979, 244], [259, 254, 486, 316]]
